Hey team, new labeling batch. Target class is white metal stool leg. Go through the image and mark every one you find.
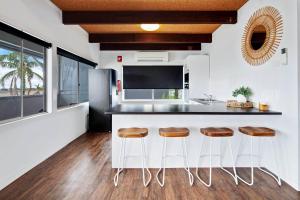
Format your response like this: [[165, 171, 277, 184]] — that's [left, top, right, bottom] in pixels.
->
[[257, 138, 281, 186], [182, 138, 194, 185], [237, 136, 281, 186], [114, 138, 126, 186], [156, 137, 193, 187], [156, 137, 167, 187], [140, 138, 152, 187], [196, 137, 238, 187], [114, 137, 152, 187], [220, 138, 238, 185], [236, 136, 254, 186], [196, 137, 212, 187]]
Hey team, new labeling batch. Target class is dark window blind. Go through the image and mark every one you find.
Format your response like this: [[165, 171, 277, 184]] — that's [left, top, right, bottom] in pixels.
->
[[123, 65, 183, 89]]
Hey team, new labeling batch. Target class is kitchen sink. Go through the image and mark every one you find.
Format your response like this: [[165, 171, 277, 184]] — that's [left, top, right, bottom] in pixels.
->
[[191, 98, 223, 105]]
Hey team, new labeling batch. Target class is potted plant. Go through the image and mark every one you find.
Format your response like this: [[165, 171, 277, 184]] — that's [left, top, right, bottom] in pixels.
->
[[232, 86, 253, 102]]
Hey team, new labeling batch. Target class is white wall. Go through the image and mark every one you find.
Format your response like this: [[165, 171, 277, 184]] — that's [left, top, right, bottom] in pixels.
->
[[0, 0, 100, 190], [99, 50, 202, 71], [209, 0, 299, 190], [187, 55, 210, 98]]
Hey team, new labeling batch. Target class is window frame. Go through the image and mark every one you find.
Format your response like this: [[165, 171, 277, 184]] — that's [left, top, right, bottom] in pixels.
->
[[0, 37, 48, 124], [57, 48, 97, 109]]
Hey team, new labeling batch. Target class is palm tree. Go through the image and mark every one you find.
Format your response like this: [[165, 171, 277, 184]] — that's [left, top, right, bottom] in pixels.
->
[[0, 51, 43, 95]]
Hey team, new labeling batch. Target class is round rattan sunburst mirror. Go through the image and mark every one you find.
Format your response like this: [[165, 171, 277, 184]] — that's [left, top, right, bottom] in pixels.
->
[[242, 6, 283, 66]]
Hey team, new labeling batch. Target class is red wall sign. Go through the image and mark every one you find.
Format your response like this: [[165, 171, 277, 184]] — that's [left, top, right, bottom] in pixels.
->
[[117, 56, 122, 62]]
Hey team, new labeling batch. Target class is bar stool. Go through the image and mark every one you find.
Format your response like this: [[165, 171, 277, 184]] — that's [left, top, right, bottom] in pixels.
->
[[196, 127, 238, 187], [156, 127, 194, 187], [114, 128, 152, 187], [236, 126, 281, 186]]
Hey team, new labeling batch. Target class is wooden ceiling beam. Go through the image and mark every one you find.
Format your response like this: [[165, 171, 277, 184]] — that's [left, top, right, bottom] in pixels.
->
[[63, 11, 237, 24], [89, 33, 212, 43], [100, 43, 202, 51]]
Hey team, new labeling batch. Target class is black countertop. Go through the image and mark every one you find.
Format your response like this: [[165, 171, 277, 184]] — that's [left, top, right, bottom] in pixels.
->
[[105, 103, 282, 115]]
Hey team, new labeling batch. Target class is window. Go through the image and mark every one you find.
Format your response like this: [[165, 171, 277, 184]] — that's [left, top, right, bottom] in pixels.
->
[[122, 65, 183, 101], [57, 48, 96, 108], [0, 29, 47, 122], [58, 56, 78, 107], [124, 89, 183, 100], [154, 89, 182, 100], [124, 89, 152, 100], [78, 62, 90, 103]]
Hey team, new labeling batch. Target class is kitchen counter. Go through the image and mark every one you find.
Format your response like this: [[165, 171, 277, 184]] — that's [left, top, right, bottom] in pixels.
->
[[109, 102, 282, 169], [105, 103, 282, 115]]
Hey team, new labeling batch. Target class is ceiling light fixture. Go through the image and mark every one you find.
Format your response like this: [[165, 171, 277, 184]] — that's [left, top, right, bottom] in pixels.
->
[[140, 24, 160, 31]]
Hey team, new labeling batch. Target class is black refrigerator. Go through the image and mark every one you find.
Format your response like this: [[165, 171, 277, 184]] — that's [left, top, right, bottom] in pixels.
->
[[89, 69, 118, 132]]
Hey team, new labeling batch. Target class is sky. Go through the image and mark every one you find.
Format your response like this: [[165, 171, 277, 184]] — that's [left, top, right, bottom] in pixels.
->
[[0, 49, 7, 54], [0, 48, 44, 89]]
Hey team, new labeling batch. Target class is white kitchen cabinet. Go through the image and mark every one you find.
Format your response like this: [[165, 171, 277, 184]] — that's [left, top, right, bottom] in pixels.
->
[[186, 55, 210, 99]]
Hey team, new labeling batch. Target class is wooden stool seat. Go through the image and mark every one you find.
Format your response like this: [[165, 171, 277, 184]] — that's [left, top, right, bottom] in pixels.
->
[[159, 127, 189, 137], [239, 127, 275, 137], [118, 128, 148, 138], [200, 127, 234, 137]]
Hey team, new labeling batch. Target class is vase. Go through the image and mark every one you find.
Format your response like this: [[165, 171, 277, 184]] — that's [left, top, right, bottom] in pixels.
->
[[236, 94, 247, 103]]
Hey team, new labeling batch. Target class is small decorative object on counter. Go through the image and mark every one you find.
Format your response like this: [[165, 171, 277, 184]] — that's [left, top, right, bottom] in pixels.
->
[[227, 100, 254, 109], [226, 100, 237, 107], [229, 86, 253, 108], [232, 86, 253, 103], [243, 101, 254, 108], [259, 103, 269, 111]]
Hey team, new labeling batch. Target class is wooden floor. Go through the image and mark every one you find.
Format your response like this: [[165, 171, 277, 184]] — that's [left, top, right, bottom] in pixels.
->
[[0, 133, 299, 200]]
